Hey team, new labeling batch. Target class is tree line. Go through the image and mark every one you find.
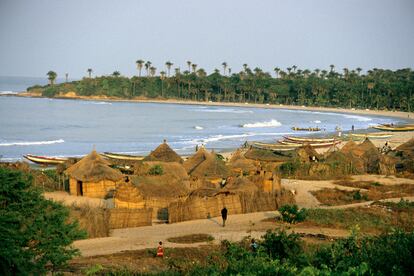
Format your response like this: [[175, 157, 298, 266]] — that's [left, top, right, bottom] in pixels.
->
[[39, 62, 414, 112]]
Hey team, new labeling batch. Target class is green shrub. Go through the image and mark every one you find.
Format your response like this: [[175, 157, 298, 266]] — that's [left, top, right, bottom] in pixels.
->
[[42, 86, 59, 97], [279, 204, 307, 223], [149, 164, 163, 175]]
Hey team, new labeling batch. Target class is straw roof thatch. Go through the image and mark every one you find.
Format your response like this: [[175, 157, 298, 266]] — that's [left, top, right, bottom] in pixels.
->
[[340, 140, 357, 154], [244, 147, 295, 162], [228, 149, 258, 172], [143, 141, 183, 163], [223, 177, 259, 193], [183, 147, 211, 173], [131, 175, 189, 198], [189, 153, 229, 178], [65, 150, 123, 182], [296, 144, 320, 163], [396, 138, 414, 154]]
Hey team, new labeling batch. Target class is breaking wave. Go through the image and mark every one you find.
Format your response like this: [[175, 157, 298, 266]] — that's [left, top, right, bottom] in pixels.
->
[[0, 139, 65, 147], [242, 119, 282, 128], [343, 114, 372, 122], [0, 91, 18, 95], [194, 126, 204, 130]]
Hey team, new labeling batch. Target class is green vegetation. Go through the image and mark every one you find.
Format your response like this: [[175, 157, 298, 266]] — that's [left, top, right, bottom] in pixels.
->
[[0, 167, 86, 275], [305, 206, 414, 232], [31, 64, 414, 111], [149, 164, 163, 175], [278, 204, 307, 224]]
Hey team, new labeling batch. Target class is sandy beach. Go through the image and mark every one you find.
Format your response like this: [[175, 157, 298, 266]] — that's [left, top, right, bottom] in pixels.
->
[[14, 92, 414, 122]]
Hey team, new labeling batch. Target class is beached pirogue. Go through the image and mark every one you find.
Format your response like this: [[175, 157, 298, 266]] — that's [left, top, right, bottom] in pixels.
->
[[373, 124, 414, 132]]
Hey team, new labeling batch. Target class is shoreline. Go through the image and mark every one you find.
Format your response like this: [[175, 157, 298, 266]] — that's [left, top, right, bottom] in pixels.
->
[[10, 92, 414, 122]]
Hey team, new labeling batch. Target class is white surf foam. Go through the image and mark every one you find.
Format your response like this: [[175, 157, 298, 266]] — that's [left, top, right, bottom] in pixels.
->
[[0, 139, 65, 147], [194, 126, 204, 130], [0, 91, 18, 95], [343, 114, 372, 122], [311, 120, 322, 124], [242, 119, 282, 128]]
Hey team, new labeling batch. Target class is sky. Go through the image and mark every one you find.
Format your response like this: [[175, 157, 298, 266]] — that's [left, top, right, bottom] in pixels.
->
[[0, 0, 413, 78]]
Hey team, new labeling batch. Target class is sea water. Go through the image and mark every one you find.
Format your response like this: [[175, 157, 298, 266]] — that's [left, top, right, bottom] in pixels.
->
[[0, 77, 401, 161], [0, 96, 401, 161]]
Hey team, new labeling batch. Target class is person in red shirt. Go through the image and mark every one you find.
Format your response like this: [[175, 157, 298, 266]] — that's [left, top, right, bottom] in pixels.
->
[[156, 241, 164, 257]]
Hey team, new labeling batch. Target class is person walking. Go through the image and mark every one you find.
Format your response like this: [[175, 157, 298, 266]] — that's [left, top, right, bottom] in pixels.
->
[[221, 207, 228, 227], [156, 241, 164, 257]]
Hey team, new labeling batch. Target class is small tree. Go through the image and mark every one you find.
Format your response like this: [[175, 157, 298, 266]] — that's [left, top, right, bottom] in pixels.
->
[[46, 70, 57, 85], [0, 167, 86, 275]]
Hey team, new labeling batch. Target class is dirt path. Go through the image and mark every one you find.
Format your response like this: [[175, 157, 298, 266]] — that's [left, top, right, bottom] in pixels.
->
[[74, 211, 349, 257]]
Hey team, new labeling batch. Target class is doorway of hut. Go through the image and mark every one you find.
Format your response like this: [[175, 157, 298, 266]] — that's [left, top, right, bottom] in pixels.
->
[[76, 180, 84, 196]]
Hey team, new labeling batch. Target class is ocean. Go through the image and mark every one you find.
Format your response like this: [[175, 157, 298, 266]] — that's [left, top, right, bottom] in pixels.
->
[[0, 77, 401, 161]]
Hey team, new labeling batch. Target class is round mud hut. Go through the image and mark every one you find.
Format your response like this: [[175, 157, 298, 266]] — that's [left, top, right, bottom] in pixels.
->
[[65, 150, 123, 198]]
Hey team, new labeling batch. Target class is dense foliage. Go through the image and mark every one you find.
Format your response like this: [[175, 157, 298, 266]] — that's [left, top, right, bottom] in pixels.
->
[[278, 204, 307, 223], [183, 229, 414, 275], [0, 167, 86, 275], [33, 65, 414, 111]]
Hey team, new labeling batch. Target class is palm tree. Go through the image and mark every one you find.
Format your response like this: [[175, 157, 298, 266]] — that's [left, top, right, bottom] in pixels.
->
[[228, 68, 232, 75], [160, 71, 166, 97], [47, 71, 57, 85], [329, 64, 335, 72], [191, 64, 197, 73], [165, 61, 173, 77], [112, 71, 120, 77], [65, 73, 68, 83], [356, 67, 362, 76], [145, 61, 152, 76], [222, 62, 227, 76], [243, 64, 248, 72], [292, 65, 297, 72], [186, 61, 192, 72], [273, 67, 280, 78], [150, 66, 156, 77], [136, 60, 145, 77], [87, 68, 93, 78]]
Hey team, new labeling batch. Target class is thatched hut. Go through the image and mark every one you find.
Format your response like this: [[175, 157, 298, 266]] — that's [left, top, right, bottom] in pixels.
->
[[143, 140, 183, 163], [228, 149, 258, 175], [296, 144, 320, 163], [183, 148, 229, 184], [340, 140, 357, 154], [115, 162, 190, 221], [244, 147, 295, 162], [65, 150, 123, 198], [379, 155, 397, 175], [395, 138, 414, 158]]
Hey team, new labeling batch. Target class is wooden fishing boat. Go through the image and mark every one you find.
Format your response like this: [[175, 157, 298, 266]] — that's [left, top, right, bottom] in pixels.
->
[[101, 152, 144, 161], [372, 124, 414, 132], [24, 154, 68, 165], [278, 140, 341, 148], [349, 133, 393, 139], [284, 136, 336, 143], [291, 127, 321, 132], [252, 142, 301, 151]]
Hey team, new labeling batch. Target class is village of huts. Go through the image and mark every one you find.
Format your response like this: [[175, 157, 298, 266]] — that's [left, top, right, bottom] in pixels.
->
[[58, 137, 414, 229]]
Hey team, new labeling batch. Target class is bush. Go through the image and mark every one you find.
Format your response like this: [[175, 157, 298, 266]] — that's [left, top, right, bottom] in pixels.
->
[[149, 164, 163, 175], [279, 204, 307, 223], [0, 167, 86, 275], [42, 86, 59, 97]]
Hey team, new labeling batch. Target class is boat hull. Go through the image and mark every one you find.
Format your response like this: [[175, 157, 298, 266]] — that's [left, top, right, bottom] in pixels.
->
[[284, 136, 336, 143], [101, 152, 144, 161], [24, 154, 67, 165], [278, 140, 341, 148]]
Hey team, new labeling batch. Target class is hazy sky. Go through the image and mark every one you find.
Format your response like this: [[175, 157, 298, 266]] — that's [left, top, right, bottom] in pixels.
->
[[1, 0, 413, 78]]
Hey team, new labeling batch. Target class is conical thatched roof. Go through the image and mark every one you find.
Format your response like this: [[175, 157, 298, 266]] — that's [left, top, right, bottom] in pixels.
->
[[340, 140, 357, 154], [244, 147, 295, 162], [296, 144, 320, 162], [183, 147, 211, 174], [143, 141, 183, 163], [396, 138, 414, 152], [351, 138, 378, 157], [189, 153, 229, 178], [228, 149, 257, 172], [65, 150, 123, 182], [131, 174, 189, 198], [223, 177, 259, 193]]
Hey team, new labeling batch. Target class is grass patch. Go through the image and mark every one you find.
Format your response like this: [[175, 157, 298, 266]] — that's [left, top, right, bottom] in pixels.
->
[[303, 206, 414, 233], [311, 188, 368, 206], [167, 234, 214, 244]]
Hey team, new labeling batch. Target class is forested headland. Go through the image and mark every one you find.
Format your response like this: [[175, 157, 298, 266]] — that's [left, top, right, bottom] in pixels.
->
[[31, 63, 413, 112]]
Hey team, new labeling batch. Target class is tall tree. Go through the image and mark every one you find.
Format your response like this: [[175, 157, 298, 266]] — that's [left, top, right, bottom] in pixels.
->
[[273, 67, 280, 78], [145, 61, 152, 76], [191, 64, 197, 73], [186, 61, 192, 72], [243, 64, 248, 72], [222, 62, 228, 76], [65, 73, 68, 83], [165, 61, 173, 77], [47, 71, 57, 85], [160, 71, 166, 97], [150, 66, 156, 77], [87, 68, 93, 78], [136, 60, 145, 77], [112, 71, 121, 77]]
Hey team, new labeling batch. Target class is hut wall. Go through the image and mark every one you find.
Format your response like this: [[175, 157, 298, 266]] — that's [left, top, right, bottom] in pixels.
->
[[109, 208, 152, 229], [115, 197, 175, 221], [69, 177, 117, 198], [168, 193, 242, 223]]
